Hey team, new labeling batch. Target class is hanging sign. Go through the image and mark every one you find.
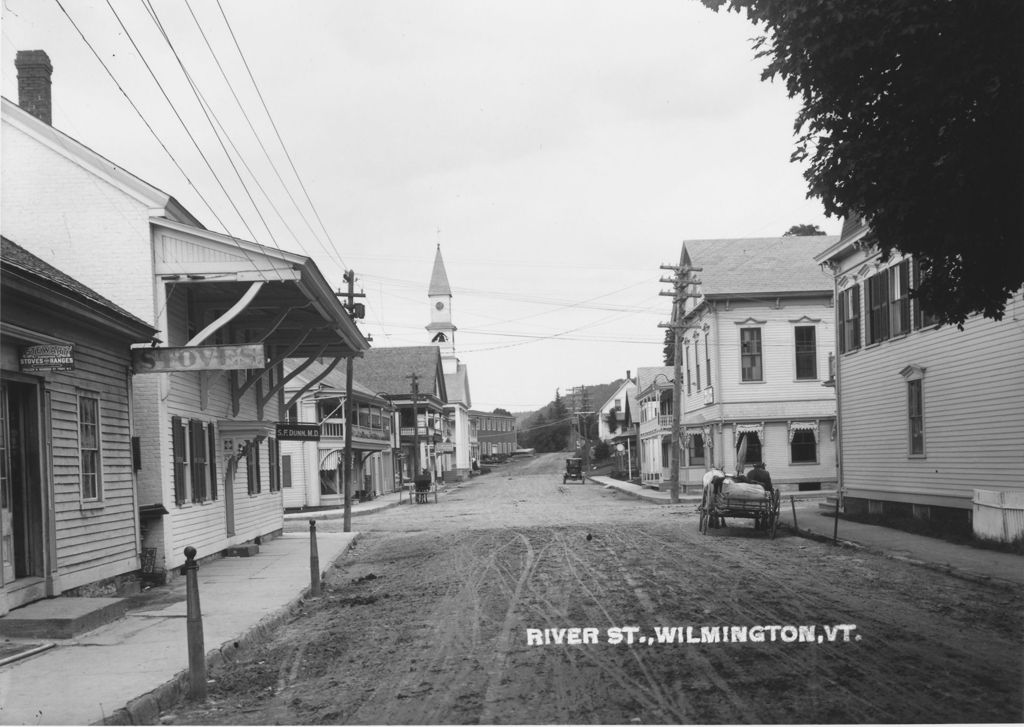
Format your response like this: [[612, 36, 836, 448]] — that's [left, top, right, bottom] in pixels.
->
[[132, 344, 265, 373], [20, 344, 74, 372], [275, 423, 321, 441]]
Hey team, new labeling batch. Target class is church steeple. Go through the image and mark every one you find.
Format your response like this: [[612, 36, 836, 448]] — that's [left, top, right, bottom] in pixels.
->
[[427, 244, 456, 354]]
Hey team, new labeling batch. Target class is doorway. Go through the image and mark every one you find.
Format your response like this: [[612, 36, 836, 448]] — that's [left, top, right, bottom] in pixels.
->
[[0, 380, 45, 589]]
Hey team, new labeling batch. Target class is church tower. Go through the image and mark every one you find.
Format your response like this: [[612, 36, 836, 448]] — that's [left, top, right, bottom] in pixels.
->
[[426, 244, 457, 358]]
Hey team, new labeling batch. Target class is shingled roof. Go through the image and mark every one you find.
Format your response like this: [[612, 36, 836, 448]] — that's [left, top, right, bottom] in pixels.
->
[[352, 346, 448, 401], [680, 236, 838, 297], [283, 360, 387, 401], [1, 235, 155, 335]]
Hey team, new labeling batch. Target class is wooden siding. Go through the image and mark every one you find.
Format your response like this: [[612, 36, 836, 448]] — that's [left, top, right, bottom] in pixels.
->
[[21, 327, 140, 591], [839, 307, 1024, 509], [149, 287, 284, 569]]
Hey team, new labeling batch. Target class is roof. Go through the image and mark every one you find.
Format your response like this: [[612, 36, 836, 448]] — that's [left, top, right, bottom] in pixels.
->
[[636, 366, 674, 396], [282, 360, 388, 403], [444, 362, 471, 408], [1, 235, 156, 336], [428, 245, 452, 297], [351, 346, 448, 401], [679, 236, 838, 298]]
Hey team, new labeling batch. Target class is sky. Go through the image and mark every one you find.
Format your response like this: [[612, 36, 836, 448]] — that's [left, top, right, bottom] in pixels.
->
[[1, 0, 834, 412]]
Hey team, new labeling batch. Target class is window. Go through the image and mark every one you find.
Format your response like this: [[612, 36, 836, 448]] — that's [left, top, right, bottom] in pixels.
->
[[685, 342, 692, 394], [189, 420, 209, 502], [282, 455, 292, 488], [908, 379, 925, 456], [838, 286, 861, 353], [694, 336, 702, 390], [866, 270, 890, 344], [689, 434, 705, 466], [912, 259, 940, 329], [738, 432, 761, 465], [794, 326, 817, 380], [740, 328, 763, 381], [246, 440, 261, 495], [705, 334, 712, 389], [889, 260, 910, 337], [172, 416, 188, 506], [790, 430, 817, 463], [79, 396, 101, 500]]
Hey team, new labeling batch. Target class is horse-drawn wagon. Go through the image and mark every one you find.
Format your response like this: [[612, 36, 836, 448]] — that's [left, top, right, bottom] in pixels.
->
[[698, 468, 780, 538]]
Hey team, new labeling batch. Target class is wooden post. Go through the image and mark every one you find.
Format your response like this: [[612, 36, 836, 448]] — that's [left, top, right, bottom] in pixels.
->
[[183, 546, 207, 700], [790, 495, 798, 531], [309, 520, 321, 597]]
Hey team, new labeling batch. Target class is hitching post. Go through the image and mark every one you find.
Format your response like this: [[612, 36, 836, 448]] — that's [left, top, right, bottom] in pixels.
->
[[790, 495, 798, 531], [183, 546, 207, 700], [309, 520, 321, 597]]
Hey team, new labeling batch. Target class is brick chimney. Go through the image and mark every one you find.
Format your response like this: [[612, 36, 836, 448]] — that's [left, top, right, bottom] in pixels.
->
[[15, 50, 53, 125]]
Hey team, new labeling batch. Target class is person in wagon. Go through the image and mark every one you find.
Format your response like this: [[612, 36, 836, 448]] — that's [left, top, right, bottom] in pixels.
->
[[746, 462, 773, 493]]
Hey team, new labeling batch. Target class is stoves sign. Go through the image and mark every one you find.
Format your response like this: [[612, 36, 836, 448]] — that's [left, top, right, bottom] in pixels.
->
[[131, 344, 265, 373], [20, 343, 74, 372], [275, 423, 321, 441]]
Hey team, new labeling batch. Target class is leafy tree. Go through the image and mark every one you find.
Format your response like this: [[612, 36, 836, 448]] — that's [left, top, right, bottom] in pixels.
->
[[605, 406, 620, 434], [662, 327, 675, 366], [704, 0, 1024, 325], [492, 407, 512, 416], [783, 224, 826, 236]]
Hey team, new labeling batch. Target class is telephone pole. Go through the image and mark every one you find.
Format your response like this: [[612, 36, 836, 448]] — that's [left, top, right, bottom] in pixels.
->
[[658, 250, 702, 504], [341, 270, 365, 532]]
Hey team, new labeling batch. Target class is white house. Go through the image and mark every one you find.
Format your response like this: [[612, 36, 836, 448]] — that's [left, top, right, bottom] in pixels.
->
[[636, 366, 675, 486], [667, 237, 840, 491], [816, 216, 1024, 537], [279, 361, 397, 511], [1, 53, 369, 581], [597, 375, 637, 443]]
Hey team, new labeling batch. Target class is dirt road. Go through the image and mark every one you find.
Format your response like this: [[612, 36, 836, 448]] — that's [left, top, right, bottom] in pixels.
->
[[163, 453, 1023, 724]]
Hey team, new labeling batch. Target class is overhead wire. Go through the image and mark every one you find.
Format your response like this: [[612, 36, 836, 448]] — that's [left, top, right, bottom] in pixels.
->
[[215, 0, 349, 273], [182, 0, 320, 261], [88, 0, 272, 280], [138, 0, 290, 275]]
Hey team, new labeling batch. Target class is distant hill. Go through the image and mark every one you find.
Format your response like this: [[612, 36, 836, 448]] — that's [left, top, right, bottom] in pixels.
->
[[514, 379, 627, 451]]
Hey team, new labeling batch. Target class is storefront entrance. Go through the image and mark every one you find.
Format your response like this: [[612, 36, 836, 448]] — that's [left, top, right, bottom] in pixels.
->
[[0, 380, 46, 605]]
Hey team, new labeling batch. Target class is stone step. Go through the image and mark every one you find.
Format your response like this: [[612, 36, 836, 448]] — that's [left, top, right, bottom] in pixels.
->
[[0, 597, 126, 639]]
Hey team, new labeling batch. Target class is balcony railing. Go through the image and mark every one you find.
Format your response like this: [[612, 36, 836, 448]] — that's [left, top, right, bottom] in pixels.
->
[[321, 419, 391, 441]]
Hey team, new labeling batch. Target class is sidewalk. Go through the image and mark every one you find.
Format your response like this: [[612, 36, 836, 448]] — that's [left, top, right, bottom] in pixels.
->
[[0, 531, 357, 726], [594, 475, 1023, 587]]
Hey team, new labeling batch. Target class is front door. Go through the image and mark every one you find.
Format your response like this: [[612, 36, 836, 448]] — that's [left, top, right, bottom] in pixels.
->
[[0, 381, 44, 587]]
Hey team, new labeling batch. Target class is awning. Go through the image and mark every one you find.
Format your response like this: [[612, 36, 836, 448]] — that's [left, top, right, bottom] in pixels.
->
[[734, 422, 764, 442], [788, 421, 818, 443]]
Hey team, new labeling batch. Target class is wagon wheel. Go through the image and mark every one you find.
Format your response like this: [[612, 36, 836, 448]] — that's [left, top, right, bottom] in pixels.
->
[[768, 491, 781, 539], [698, 491, 709, 534]]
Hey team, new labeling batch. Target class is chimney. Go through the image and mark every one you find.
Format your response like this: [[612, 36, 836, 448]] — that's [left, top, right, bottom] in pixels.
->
[[15, 50, 53, 125], [626, 370, 631, 382]]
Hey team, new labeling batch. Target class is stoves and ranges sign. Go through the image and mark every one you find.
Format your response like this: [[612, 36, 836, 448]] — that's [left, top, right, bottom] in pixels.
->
[[20, 344, 75, 372]]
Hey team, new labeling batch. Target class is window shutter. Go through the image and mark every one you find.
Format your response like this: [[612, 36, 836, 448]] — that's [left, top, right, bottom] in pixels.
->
[[208, 425, 218, 500], [268, 438, 279, 493], [172, 416, 186, 506]]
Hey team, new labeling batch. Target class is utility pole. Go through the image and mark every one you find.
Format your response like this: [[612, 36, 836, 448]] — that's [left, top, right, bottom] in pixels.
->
[[659, 250, 702, 504], [341, 270, 365, 533]]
